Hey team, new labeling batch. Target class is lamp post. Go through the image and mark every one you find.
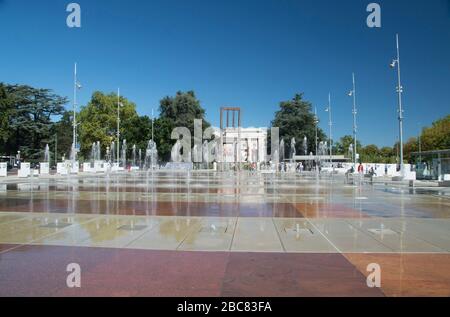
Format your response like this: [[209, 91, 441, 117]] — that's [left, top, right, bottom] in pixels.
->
[[151, 109, 154, 142], [55, 134, 58, 167], [418, 134, 422, 163], [348, 73, 358, 170], [72, 63, 82, 152], [73, 63, 77, 149], [314, 107, 319, 165], [390, 34, 405, 176], [418, 123, 422, 163], [325, 93, 332, 164]]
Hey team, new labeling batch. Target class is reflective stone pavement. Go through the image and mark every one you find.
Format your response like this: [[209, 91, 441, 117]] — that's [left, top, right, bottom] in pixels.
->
[[0, 171, 449, 296]]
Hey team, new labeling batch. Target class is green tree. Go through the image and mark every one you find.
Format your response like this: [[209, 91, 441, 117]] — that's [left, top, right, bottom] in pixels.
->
[[153, 117, 175, 162], [0, 83, 14, 154], [0, 83, 67, 160], [379, 146, 396, 163], [360, 144, 380, 163], [121, 115, 153, 154], [157, 91, 210, 161], [78, 91, 139, 159], [334, 135, 362, 156], [420, 115, 450, 151], [271, 93, 326, 157], [49, 111, 73, 163], [403, 137, 418, 162]]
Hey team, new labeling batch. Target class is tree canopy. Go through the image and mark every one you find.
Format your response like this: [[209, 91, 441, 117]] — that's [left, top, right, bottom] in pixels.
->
[[156, 91, 210, 161], [49, 111, 73, 163], [402, 115, 450, 162], [420, 115, 450, 151], [1, 81, 448, 165], [0, 84, 13, 150], [271, 93, 327, 156], [0, 83, 67, 160], [78, 91, 140, 159], [333, 135, 362, 157]]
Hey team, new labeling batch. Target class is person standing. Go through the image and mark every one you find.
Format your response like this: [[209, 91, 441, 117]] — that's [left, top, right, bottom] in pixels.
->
[[358, 163, 364, 174]]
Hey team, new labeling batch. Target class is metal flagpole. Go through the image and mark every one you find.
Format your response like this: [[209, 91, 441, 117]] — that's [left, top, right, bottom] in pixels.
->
[[314, 107, 318, 165], [73, 63, 77, 149], [152, 109, 154, 142], [395, 34, 405, 175], [117, 88, 120, 164], [325, 93, 333, 163], [55, 134, 58, 167], [352, 73, 357, 170], [328, 93, 332, 164], [390, 34, 405, 176]]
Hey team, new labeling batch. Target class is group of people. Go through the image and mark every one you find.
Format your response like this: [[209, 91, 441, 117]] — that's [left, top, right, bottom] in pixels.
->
[[255, 161, 381, 176], [347, 163, 376, 176]]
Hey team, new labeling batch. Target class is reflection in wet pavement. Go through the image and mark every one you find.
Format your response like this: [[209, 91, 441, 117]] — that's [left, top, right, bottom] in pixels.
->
[[0, 171, 449, 296]]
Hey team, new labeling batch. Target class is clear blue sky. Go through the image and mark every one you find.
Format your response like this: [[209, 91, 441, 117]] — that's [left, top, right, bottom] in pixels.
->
[[1, 0, 449, 147]]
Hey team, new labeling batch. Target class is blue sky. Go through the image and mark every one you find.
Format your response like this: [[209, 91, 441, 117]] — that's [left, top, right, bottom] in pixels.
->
[[1, 0, 449, 147]]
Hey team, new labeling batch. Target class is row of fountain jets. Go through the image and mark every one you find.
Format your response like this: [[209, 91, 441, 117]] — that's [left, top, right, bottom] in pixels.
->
[[42, 135, 332, 167], [90, 140, 159, 168], [43, 140, 158, 168], [278, 138, 329, 162]]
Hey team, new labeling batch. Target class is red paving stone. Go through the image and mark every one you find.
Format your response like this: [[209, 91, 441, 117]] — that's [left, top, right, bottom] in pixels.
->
[[344, 253, 450, 297], [0, 245, 228, 297], [0, 244, 384, 297], [0, 199, 303, 218], [293, 203, 371, 218], [0, 244, 20, 253], [221, 252, 383, 297], [6, 185, 273, 195]]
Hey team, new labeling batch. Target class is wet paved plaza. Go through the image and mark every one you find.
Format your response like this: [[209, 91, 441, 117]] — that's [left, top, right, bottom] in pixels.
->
[[0, 171, 449, 296]]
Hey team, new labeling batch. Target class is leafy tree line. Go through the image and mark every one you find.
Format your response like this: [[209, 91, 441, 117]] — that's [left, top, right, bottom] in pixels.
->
[[271, 94, 449, 164], [402, 115, 450, 161], [332, 115, 449, 164], [76, 90, 210, 162], [1, 81, 448, 164], [333, 135, 397, 164], [0, 83, 212, 163]]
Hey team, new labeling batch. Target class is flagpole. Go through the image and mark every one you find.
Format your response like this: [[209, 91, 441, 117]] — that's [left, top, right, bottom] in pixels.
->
[[73, 63, 77, 149], [324, 94, 332, 164], [352, 73, 357, 171], [314, 107, 318, 165], [151, 109, 154, 142], [117, 88, 120, 165], [328, 93, 332, 164]]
